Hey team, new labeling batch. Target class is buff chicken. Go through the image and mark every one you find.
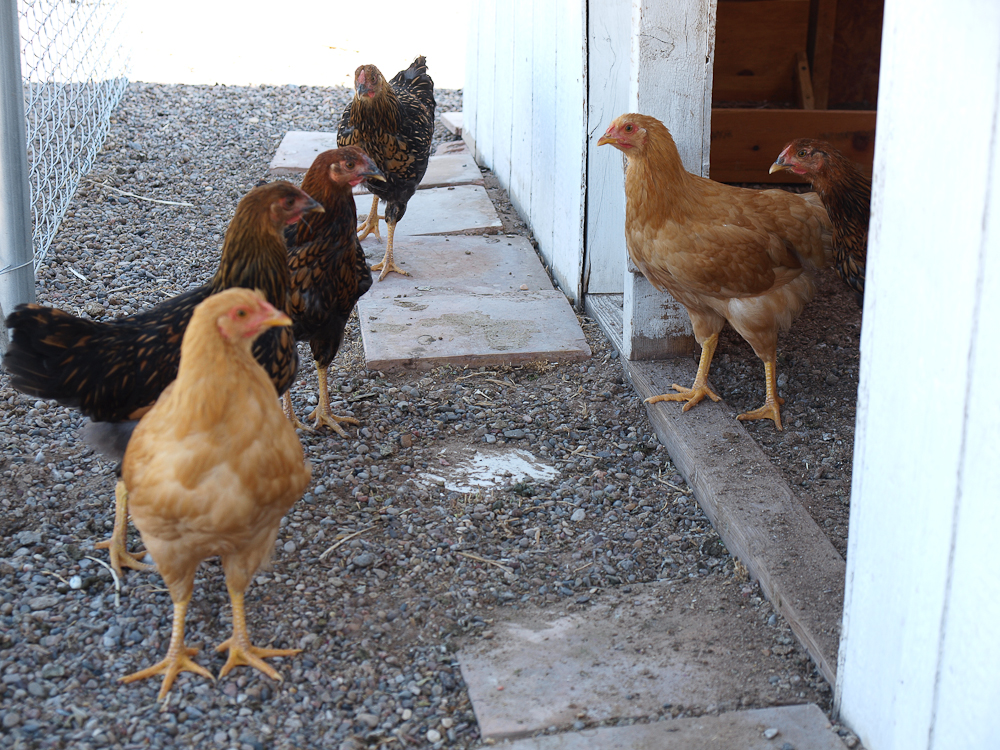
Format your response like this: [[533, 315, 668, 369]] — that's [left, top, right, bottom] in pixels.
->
[[119, 288, 311, 700], [598, 114, 833, 430]]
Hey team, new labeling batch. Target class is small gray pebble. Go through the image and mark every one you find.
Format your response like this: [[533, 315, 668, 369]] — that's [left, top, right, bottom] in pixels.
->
[[283, 541, 296, 553], [2, 712, 19, 729], [352, 552, 375, 568], [763, 727, 780, 739]]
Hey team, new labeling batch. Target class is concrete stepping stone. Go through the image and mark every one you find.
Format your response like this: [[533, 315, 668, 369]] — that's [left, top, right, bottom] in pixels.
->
[[494, 704, 845, 750], [269, 130, 483, 189], [458, 581, 825, 741], [355, 185, 501, 236], [358, 290, 590, 372], [441, 110, 463, 135], [359, 235, 551, 297], [268, 131, 340, 176]]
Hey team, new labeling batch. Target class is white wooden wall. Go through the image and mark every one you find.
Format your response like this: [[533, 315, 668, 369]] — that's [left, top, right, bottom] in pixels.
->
[[836, 1, 1000, 748], [463, 0, 587, 301], [467, 0, 715, 356]]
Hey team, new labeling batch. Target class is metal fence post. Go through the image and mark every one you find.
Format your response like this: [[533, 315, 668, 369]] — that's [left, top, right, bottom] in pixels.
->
[[0, 0, 35, 331]]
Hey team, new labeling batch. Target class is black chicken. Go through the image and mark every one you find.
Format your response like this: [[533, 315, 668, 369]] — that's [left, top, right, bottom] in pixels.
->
[[3, 182, 321, 575], [337, 55, 435, 280], [770, 139, 870, 307], [284, 147, 384, 434]]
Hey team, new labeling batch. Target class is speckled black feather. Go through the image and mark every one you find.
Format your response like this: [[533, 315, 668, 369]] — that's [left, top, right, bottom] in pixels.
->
[[336, 56, 435, 225], [286, 148, 373, 369], [2, 182, 306, 423]]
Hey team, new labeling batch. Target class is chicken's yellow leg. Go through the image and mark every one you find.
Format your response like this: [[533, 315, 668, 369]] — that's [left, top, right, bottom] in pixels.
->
[[281, 391, 312, 432], [95, 481, 154, 576], [120, 595, 213, 701], [216, 587, 301, 681], [357, 195, 382, 241], [371, 220, 408, 280], [737, 358, 785, 430], [645, 333, 722, 411], [307, 361, 360, 436]]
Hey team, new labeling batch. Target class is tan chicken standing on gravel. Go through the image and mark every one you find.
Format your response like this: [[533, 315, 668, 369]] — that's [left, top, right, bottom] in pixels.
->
[[119, 288, 312, 700]]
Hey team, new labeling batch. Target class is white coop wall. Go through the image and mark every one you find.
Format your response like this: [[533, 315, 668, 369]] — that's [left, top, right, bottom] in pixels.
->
[[463, 0, 587, 302], [836, 0, 1000, 748]]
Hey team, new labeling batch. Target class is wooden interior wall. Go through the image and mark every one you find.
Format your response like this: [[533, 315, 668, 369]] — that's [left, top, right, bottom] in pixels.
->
[[829, 0, 884, 108], [709, 0, 882, 183]]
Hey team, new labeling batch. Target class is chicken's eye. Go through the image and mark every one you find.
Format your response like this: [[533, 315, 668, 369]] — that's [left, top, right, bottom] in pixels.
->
[[624, 124, 633, 132], [236, 309, 248, 318], [797, 150, 808, 158], [346, 161, 356, 170]]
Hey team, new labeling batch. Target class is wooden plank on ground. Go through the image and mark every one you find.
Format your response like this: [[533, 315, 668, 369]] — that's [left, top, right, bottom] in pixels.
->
[[585, 293, 845, 686], [710, 108, 876, 183]]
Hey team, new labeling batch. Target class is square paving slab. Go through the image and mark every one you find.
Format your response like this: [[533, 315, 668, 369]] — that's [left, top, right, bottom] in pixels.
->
[[355, 185, 502, 237], [359, 235, 551, 296], [269, 131, 483, 189], [458, 581, 825, 741], [358, 290, 590, 371], [495, 704, 844, 750]]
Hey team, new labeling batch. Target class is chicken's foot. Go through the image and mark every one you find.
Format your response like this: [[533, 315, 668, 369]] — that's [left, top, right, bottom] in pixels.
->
[[645, 333, 722, 411], [95, 481, 154, 577], [281, 391, 313, 432], [120, 596, 213, 701], [736, 359, 785, 430], [307, 363, 360, 436], [216, 588, 301, 681], [371, 220, 408, 280], [357, 195, 383, 241]]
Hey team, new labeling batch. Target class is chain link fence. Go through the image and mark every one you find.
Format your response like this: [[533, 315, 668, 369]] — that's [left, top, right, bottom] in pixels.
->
[[19, 0, 129, 271]]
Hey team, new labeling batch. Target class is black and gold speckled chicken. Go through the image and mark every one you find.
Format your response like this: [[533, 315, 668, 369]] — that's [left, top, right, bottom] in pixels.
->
[[284, 147, 384, 433], [337, 55, 435, 280], [2, 181, 321, 575], [770, 139, 870, 308]]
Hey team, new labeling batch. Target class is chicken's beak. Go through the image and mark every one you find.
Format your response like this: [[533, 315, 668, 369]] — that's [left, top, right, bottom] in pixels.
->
[[768, 160, 788, 175], [597, 133, 618, 147], [363, 165, 387, 182], [259, 309, 293, 329], [303, 195, 325, 214]]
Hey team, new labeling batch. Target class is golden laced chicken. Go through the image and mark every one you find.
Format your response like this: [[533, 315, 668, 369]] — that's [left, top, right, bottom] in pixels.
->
[[598, 114, 833, 430], [770, 139, 871, 308], [119, 288, 311, 701], [3, 183, 320, 576], [337, 55, 435, 280], [284, 147, 385, 433]]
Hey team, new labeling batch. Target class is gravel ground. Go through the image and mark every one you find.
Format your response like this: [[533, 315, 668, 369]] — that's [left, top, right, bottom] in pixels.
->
[[0, 83, 861, 750]]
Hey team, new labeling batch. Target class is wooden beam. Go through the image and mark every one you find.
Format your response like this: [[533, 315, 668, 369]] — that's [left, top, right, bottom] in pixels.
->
[[795, 51, 816, 109], [710, 107, 876, 183], [808, 0, 838, 109], [586, 293, 845, 686]]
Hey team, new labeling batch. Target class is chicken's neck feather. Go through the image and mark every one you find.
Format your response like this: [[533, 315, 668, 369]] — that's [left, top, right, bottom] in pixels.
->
[[169, 323, 275, 432], [210, 218, 289, 309], [623, 131, 701, 227]]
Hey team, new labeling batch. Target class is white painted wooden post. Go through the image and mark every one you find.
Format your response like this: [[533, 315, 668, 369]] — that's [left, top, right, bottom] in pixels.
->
[[620, 0, 717, 360], [462, 0, 479, 160], [585, 0, 631, 295], [837, 2, 1000, 748]]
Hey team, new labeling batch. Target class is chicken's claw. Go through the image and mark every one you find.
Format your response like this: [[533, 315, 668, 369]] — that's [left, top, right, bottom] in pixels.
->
[[307, 408, 359, 437], [281, 391, 314, 432], [96, 482, 154, 576], [371, 257, 409, 281], [121, 645, 214, 701], [215, 638, 302, 681], [357, 195, 383, 241], [645, 384, 722, 411], [737, 400, 784, 430]]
